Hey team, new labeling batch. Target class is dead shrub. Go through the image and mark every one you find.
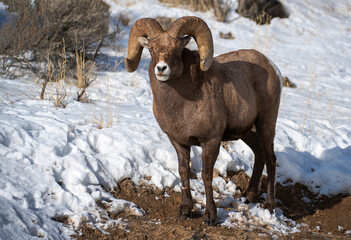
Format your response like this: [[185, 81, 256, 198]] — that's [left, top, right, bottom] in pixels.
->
[[0, 0, 122, 100], [0, 0, 113, 63], [118, 13, 131, 27], [236, 0, 288, 25], [29, 44, 67, 101], [159, 0, 234, 22], [75, 47, 97, 102]]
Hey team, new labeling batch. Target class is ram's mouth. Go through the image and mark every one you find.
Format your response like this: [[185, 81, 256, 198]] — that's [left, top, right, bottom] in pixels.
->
[[156, 73, 169, 81]]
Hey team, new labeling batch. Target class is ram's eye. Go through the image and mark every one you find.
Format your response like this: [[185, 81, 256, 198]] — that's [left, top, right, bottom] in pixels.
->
[[177, 48, 182, 53]]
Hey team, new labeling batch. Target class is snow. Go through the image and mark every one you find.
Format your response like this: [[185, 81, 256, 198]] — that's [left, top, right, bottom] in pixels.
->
[[1, 0, 351, 238]]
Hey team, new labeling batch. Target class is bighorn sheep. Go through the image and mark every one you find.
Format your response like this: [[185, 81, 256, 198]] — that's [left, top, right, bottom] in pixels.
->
[[125, 16, 282, 225]]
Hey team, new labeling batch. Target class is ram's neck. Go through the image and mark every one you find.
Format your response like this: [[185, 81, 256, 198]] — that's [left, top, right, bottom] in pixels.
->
[[150, 49, 203, 101], [148, 50, 205, 126]]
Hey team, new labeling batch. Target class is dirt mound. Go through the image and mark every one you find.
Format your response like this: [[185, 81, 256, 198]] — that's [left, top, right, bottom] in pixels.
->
[[74, 172, 351, 239]]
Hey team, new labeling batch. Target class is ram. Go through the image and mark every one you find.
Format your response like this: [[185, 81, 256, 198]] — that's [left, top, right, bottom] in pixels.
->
[[125, 16, 282, 225]]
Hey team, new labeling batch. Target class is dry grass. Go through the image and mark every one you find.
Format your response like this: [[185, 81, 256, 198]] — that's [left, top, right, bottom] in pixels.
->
[[253, 11, 273, 25], [30, 52, 65, 101], [28, 40, 98, 107], [159, 0, 234, 22], [75, 43, 97, 102], [29, 51, 69, 107], [52, 48, 69, 108], [25, 39, 67, 103], [92, 78, 119, 129], [35, 49, 69, 107], [53, 80, 69, 108]]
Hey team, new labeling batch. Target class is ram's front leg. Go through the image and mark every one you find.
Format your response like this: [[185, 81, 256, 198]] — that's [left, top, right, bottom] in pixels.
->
[[169, 137, 193, 217], [201, 139, 220, 225]]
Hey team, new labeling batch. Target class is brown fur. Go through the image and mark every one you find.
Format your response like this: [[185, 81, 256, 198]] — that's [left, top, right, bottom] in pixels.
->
[[129, 22, 282, 225]]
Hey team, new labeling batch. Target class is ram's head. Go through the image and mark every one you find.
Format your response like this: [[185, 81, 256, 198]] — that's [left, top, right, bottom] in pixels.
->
[[125, 16, 214, 81]]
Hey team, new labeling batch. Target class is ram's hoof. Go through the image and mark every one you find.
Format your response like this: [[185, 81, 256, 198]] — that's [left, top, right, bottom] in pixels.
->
[[262, 201, 275, 213], [204, 210, 217, 226], [205, 218, 217, 226], [243, 190, 257, 203], [178, 212, 191, 220], [179, 204, 192, 217]]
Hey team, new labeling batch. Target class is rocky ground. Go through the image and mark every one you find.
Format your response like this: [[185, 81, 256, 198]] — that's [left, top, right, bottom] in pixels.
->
[[73, 171, 351, 239]]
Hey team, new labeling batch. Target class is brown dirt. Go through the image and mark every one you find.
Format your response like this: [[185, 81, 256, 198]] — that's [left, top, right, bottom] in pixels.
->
[[73, 172, 351, 240]]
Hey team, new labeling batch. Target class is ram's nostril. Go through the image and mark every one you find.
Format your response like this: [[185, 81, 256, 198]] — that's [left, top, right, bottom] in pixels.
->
[[157, 65, 168, 72], [157, 64, 168, 73]]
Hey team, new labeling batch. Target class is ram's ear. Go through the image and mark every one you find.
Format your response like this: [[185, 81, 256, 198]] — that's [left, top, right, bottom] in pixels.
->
[[182, 35, 191, 47], [138, 37, 150, 49]]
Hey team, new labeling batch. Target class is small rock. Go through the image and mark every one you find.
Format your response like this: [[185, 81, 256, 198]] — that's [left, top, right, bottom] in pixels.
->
[[219, 31, 235, 40], [283, 76, 297, 88], [213, 169, 220, 178]]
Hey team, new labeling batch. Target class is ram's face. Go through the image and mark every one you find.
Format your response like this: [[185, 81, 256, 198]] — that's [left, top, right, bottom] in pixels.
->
[[138, 33, 191, 81]]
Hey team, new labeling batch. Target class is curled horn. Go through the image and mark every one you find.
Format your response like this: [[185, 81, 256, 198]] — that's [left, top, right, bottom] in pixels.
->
[[125, 18, 164, 72], [168, 16, 213, 71]]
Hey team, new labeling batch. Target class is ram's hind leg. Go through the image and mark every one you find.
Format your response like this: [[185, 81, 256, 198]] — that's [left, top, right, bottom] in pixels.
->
[[261, 141, 277, 212], [241, 131, 265, 203], [169, 138, 193, 217], [255, 117, 278, 213]]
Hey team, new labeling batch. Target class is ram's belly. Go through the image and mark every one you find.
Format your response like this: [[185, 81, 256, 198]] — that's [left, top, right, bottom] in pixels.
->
[[222, 124, 254, 141], [164, 118, 220, 146], [221, 110, 257, 141]]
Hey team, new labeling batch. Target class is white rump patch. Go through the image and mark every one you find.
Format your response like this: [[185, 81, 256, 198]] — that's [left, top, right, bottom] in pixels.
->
[[268, 58, 283, 90]]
